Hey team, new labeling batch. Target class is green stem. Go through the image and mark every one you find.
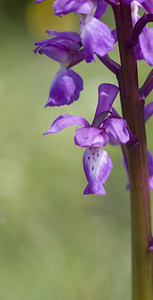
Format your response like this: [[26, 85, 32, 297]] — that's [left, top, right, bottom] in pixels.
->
[[113, 2, 153, 299]]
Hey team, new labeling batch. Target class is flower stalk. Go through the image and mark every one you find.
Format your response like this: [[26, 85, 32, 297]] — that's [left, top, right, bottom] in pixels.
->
[[113, 2, 153, 299]]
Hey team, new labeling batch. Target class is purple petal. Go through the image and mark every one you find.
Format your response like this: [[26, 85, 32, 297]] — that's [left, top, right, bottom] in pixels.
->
[[35, 0, 45, 3], [94, 84, 119, 118], [123, 149, 153, 190], [45, 68, 83, 107], [141, 1, 153, 13], [83, 148, 113, 195], [94, 0, 108, 19], [144, 102, 153, 122], [37, 43, 70, 63], [103, 118, 130, 144], [46, 31, 81, 45], [43, 114, 89, 135], [122, 0, 143, 4], [53, 0, 95, 16], [94, 85, 118, 120], [107, 132, 120, 145], [34, 31, 81, 64], [139, 28, 153, 65], [148, 150, 153, 189], [74, 127, 109, 147], [123, 0, 153, 13], [122, 154, 130, 190], [111, 29, 118, 43], [149, 237, 153, 251], [80, 16, 114, 62], [48, 35, 81, 52]]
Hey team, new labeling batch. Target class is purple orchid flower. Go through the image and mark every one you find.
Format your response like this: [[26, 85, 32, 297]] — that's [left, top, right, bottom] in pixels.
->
[[123, 101, 153, 190], [44, 83, 131, 195], [123, 0, 153, 13], [53, 0, 115, 62], [129, 1, 153, 65], [34, 31, 85, 107]]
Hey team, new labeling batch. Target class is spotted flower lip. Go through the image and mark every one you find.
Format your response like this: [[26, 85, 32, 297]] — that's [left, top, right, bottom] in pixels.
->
[[34, 31, 84, 106], [44, 83, 131, 195]]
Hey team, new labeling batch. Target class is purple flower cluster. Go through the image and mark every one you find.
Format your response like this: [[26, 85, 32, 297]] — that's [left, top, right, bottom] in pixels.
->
[[34, 0, 153, 195]]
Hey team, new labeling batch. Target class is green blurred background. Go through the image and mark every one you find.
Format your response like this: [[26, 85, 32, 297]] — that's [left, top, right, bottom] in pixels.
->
[[0, 1, 153, 299]]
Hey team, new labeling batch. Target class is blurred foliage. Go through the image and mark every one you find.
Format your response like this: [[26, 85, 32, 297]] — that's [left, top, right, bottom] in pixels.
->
[[0, 0, 30, 20], [26, 0, 78, 36]]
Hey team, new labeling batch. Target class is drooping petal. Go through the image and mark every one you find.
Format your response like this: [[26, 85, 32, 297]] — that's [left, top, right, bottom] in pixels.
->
[[43, 114, 89, 135], [144, 102, 153, 122], [74, 127, 109, 147], [45, 68, 83, 107], [53, 0, 96, 16], [94, 84, 119, 118], [83, 148, 113, 195], [139, 28, 153, 66], [103, 118, 130, 144], [94, 0, 108, 19], [80, 16, 114, 62]]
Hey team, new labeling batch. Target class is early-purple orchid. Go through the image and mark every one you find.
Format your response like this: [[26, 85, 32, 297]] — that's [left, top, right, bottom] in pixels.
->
[[53, 0, 115, 62], [34, 31, 85, 106], [44, 84, 131, 195], [34, 0, 153, 297]]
